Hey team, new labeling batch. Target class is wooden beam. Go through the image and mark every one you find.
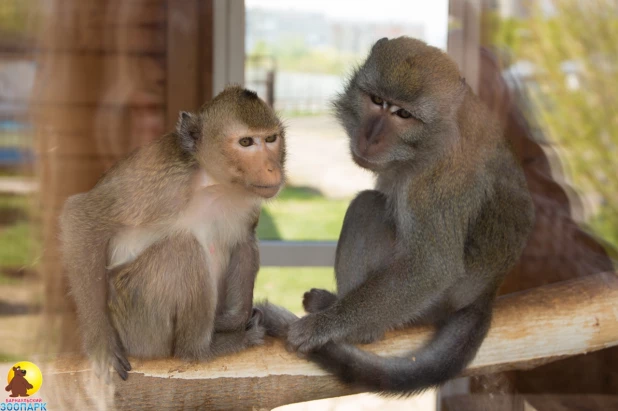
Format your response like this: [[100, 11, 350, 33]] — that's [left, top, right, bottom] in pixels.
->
[[40, 272, 618, 410], [35, 0, 166, 54], [447, 0, 481, 94], [166, 0, 200, 129], [35, 54, 164, 105], [164, 0, 214, 127]]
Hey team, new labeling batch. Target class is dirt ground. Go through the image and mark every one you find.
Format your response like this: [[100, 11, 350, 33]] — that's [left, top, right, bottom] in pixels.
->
[[284, 115, 375, 199]]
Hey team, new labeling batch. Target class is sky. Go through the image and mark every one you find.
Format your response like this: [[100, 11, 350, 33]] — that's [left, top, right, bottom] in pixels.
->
[[245, 0, 450, 49]]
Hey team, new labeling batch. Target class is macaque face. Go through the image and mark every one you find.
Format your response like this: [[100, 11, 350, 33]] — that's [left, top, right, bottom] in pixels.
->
[[349, 92, 421, 171], [191, 87, 286, 198], [221, 126, 285, 198]]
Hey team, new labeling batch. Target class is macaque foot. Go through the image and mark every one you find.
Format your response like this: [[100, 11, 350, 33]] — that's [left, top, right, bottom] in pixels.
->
[[245, 307, 266, 346], [303, 289, 337, 313], [91, 334, 131, 382], [287, 313, 334, 354]]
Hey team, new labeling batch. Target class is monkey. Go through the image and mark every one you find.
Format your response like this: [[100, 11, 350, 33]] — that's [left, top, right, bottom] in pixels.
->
[[263, 37, 535, 394], [59, 86, 286, 381]]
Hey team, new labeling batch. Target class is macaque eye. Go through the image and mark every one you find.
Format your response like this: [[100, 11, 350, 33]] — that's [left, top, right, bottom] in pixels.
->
[[265, 134, 277, 143], [239, 137, 254, 147], [370, 95, 384, 106], [396, 109, 413, 119]]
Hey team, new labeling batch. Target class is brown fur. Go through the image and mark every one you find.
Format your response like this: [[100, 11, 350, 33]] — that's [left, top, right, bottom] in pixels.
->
[[59, 86, 285, 380]]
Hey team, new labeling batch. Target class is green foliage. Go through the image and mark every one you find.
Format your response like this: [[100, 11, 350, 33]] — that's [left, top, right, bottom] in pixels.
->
[[247, 38, 361, 75], [278, 109, 326, 118], [0, 0, 33, 36], [484, 12, 529, 54], [492, 0, 618, 249], [588, 208, 618, 252]]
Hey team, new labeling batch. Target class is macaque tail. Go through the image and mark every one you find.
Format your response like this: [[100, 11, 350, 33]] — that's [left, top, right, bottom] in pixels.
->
[[309, 297, 492, 394], [255, 300, 298, 338]]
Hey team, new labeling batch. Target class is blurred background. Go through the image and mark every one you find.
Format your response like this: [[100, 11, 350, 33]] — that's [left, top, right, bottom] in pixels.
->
[[0, 0, 616, 410]]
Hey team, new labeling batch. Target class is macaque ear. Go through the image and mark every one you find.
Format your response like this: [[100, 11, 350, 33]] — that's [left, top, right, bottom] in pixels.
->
[[371, 37, 389, 51], [176, 111, 202, 152]]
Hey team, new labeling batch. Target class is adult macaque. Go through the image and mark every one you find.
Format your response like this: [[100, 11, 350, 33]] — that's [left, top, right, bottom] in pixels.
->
[[60, 86, 286, 380], [268, 37, 534, 394]]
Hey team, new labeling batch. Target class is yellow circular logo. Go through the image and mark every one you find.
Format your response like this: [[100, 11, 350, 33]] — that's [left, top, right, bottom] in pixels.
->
[[6, 361, 43, 397]]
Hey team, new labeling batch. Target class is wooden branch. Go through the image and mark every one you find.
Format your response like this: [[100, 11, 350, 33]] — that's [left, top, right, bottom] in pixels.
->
[[41, 272, 618, 410]]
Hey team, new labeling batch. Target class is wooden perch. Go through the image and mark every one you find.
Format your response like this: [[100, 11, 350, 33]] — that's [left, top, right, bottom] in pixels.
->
[[41, 272, 618, 410]]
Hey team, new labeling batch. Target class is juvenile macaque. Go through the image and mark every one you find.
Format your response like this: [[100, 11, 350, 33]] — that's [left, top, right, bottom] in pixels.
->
[[264, 37, 534, 394], [60, 86, 286, 380]]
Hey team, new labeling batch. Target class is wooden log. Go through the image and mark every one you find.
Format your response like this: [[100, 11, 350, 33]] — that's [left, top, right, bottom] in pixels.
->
[[38, 272, 618, 410]]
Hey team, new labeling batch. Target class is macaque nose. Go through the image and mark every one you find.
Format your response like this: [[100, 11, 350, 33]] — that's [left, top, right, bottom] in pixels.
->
[[265, 159, 278, 174], [366, 116, 386, 146]]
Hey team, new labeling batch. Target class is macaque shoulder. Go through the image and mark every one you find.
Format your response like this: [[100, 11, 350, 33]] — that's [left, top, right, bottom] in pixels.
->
[[176, 170, 260, 243]]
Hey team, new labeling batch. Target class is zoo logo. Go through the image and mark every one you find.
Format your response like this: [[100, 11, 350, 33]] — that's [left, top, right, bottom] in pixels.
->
[[2, 362, 46, 410]]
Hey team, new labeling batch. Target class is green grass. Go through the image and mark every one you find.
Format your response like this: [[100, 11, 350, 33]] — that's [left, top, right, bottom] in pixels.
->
[[257, 186, 350, 241], [254, 267, 336, 314], [254, 186, 350, 312], [0, 194, 31, 210], [0, 195, 37, 280], [0, 352, 23, 363], [0, 222, 34, 268], [0, 195, 36, 264]]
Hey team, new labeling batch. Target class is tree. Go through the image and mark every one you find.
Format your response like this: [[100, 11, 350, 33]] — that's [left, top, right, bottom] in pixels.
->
[[492, 0, 618, 249]]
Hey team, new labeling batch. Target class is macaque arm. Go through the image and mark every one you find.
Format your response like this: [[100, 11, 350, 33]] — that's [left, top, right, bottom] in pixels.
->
[[288, 229, 465, 352], [214, 237, 259, 332], [60, 196, 131, 380]]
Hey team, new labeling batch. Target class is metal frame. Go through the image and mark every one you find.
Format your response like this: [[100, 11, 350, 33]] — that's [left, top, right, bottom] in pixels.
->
[[258, 241, 337, 267], [212, 0, 246, 95]]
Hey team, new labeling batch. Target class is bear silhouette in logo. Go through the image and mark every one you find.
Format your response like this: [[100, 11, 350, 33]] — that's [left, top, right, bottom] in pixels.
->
[[5, 366, 33, 397]]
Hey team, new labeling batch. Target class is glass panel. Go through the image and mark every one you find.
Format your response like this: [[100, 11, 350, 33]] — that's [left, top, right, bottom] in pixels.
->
[[246, 0, 449, 244], [439, 1, 618, 407], [0, 0, 39, 362]]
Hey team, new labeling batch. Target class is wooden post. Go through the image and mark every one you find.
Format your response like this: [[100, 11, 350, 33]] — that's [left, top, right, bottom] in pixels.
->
[[447, 0, 481, 94], [166, 0, 214, 127]]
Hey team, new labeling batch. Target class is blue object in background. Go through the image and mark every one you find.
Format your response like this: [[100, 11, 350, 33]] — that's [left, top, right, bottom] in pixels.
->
[[0, 147, 33, 166], [0, 120, 34, 166], [0, 120, 28, 131]]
